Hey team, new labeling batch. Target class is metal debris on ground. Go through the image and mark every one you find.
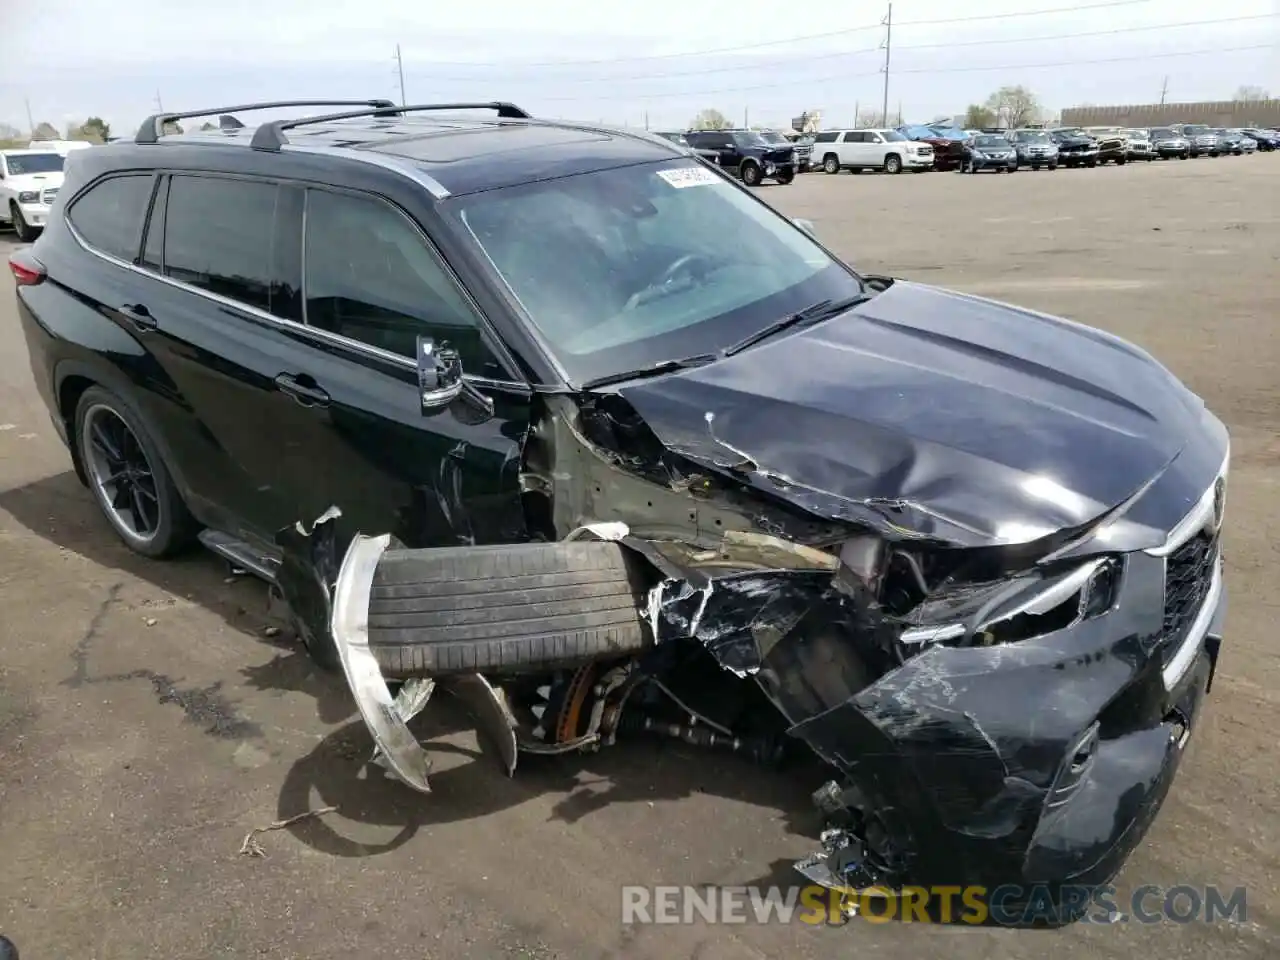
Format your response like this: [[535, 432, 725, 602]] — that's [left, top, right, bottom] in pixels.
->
[[238, 805, 338, 858]]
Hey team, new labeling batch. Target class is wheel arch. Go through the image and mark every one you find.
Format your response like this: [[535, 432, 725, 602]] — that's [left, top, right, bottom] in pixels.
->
[[54, 360, 197, 506]]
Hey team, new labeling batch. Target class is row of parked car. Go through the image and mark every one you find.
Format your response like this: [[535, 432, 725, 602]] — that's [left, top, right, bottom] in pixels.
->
[[654, 121, 1279, 185]]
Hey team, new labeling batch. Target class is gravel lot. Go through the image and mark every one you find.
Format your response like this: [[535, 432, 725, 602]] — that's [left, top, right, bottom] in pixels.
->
[[1, 155, 1278, 959]]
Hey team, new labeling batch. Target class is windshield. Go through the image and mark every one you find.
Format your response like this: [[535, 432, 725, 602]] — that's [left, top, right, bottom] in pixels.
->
[[1015, 131, 1050, 143], [925, 126, 968, 140], [757, 131, 787, 143], [974, 136, 1008, 148], [732, 131, 767, 147], [3, 153, 65, 175], [451, 160, 862, 385], [1182, 125, 1210, 135], [1150, 128, 1175, 139], [1126, 130, 1148, 139], [879, 130, 907, 142]]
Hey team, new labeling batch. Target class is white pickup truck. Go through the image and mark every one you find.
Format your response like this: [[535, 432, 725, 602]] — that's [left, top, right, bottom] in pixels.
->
[[1, 148, 68, 241], [811, 128, 934, 175]]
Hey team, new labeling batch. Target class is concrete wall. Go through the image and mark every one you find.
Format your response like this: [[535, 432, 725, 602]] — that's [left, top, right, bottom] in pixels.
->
[[1061, 100, 1280, 129]]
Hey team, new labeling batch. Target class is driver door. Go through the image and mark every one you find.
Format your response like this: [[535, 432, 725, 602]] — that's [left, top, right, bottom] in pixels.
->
[[259, 186, 531, 550]]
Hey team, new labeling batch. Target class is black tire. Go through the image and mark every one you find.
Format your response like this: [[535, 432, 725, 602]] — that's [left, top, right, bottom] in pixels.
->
[[1048, 164, 1058, 171], [775, 168, 796, 185], [822, 154, 840, 175], [741, 162, 762, 186], [884, 154, 903, 174], [1087, 159, 1098, 168], [10, 203, 38, 243], [73, 386, 196, 559], [366, 541, 652, 678]]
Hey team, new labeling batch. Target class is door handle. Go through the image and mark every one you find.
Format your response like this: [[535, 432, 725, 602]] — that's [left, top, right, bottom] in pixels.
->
[[120, 303, 157, 332], [274, 373, 331, 408]]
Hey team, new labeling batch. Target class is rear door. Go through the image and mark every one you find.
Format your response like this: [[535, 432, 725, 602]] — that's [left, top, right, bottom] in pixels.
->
[[688, 132, 739, 172], [129, 171, 314, 540], [257, 184, 532, 550], [842, 132, 868, 166]]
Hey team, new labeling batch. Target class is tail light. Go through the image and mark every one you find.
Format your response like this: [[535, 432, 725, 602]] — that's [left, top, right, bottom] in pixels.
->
[[9, 251, 46, 287]]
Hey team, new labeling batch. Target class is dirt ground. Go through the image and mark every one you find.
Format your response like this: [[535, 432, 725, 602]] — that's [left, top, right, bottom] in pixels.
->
[[1, 155, 1278, 959]]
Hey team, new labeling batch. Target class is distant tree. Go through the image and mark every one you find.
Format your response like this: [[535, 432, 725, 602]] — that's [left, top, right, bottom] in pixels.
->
[[0, 121, 21, 143], [963, 104, 997, 129], [856, 109, 888, 128], [984, 85, 1042, 128], [81, 116, 110, 141], [1233, 85, 1270, 102], [32, 121, 59, 140], [690, 108, 731, 130]]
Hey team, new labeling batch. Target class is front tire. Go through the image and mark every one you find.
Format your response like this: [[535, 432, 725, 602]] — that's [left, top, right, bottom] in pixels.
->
[[10, 204, 39, 243], [775, 168, 796, 185], [740, 162, 762, 186], [74, 386, 195, 558], [822, 154, 840, 175], [884, 154, 903, 174]]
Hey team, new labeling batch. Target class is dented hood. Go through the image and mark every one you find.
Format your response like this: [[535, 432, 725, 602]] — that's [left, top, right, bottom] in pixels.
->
[[616, 280, 1215, 546]]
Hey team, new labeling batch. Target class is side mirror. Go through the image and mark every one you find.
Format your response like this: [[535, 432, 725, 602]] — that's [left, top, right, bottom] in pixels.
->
[[793, 218, 817, 238], [416, 335, 464, 412]]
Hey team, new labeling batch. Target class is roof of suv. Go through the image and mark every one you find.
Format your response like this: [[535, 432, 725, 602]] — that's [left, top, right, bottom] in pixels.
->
[[106, 102, 689, 198]]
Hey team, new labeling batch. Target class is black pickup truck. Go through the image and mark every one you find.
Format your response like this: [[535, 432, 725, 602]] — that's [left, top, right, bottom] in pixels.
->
[[684, 129, 798, 185]]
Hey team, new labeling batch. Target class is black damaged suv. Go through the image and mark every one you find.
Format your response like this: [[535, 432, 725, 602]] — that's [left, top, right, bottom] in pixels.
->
[[12, 99, 1229, 915]]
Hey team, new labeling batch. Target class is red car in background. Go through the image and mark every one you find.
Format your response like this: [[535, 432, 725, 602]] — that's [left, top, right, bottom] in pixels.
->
[[898, 124, 970, 170]]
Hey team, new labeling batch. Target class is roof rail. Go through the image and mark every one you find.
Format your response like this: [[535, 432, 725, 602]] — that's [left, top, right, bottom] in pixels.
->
[[249, 101, 532, 152], [134, 100, 397, 144]]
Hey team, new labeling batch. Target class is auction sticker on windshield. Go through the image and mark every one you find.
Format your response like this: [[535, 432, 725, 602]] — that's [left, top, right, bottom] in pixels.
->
[[657, 167, 720, 189]]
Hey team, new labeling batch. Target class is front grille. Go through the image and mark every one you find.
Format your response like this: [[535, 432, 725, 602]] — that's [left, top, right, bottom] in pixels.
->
[[1162, 531, 1218, 652], [41, 187, 58, 204]]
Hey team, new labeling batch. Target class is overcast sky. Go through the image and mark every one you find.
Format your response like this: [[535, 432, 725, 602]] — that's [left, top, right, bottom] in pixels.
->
[[2, 0, 1277, 134]]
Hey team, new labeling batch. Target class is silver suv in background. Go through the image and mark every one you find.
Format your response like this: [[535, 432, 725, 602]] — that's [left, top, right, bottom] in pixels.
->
[[1009, 129, 1060, 170], [1173, 124, 1220, 157]]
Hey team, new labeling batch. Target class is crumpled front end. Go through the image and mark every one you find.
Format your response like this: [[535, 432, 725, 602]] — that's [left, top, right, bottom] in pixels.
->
[[277, 332, 1231, 912]]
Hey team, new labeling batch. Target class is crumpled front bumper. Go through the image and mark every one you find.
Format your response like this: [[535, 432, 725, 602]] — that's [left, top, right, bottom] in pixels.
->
[[789, 546, 1225, 895]]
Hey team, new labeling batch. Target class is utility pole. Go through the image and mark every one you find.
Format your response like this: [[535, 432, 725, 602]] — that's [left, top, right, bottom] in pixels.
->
[[881, 2, 893, 125], [1159, 76, 1168, 105], [395, 45, 407, 106], [644, 109, 649, 131], [24, 98, 35, 137], [744, 106, 749, 129], [154, 90, 164, 112]]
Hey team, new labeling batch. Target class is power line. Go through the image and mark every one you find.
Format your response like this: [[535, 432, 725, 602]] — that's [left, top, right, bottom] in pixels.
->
[[401, 14, 1276, 85], [527, 43, 1273, 102], [405, 0, 1160, 69]]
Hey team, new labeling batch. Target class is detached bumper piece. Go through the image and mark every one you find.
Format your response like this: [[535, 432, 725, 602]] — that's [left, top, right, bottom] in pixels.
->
[[327, 526, 655, 792]]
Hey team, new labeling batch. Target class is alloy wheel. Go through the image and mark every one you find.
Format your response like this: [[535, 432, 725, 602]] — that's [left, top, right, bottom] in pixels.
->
[[83, 404, 162, 543]]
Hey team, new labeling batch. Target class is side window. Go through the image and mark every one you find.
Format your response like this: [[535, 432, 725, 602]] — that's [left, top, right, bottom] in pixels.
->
[[813, 131, 838, 143], [303, 189, 497, 374], [67, 174, 155, 263], [163, 175, 301, 321], [139, 176, 167, 272]]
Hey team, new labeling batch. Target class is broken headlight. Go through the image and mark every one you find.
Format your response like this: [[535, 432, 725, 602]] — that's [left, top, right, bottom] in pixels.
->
[[899, 556, 1122, 651]]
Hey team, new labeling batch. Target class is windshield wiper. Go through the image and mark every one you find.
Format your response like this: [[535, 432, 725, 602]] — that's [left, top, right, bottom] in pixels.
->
[[580, 353, 718, 390], [722, 293, 871, 357]]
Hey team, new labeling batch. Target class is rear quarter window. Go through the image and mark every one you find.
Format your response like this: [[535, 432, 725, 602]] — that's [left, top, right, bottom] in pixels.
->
[[66, 174, 156, 263]]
